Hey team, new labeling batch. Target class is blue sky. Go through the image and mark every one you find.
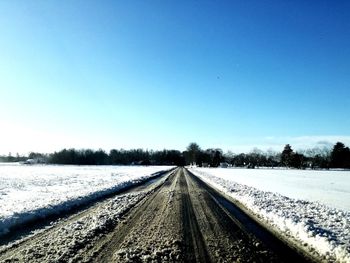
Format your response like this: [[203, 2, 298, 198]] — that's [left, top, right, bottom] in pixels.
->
[[1, 1, 350, 154]]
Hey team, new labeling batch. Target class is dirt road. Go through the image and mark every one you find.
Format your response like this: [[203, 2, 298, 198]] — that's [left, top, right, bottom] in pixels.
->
[[0, 168, 313, 262]]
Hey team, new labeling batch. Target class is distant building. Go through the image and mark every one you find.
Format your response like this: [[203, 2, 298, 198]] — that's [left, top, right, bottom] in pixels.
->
[[23, 158, 46, 164], [219, 162, 231, 168], [23, 159, 36, 164]]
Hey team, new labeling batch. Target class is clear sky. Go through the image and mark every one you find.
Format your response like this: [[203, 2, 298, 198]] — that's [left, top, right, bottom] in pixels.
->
[[1, 1, 350, 155]]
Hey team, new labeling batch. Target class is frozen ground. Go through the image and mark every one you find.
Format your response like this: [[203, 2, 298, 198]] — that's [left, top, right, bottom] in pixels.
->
[[0, 163, 174, 237], [189, 167, 350, 263]]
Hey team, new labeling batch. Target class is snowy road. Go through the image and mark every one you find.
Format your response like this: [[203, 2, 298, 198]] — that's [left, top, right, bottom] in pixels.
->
[[0, 168, 316, 262]]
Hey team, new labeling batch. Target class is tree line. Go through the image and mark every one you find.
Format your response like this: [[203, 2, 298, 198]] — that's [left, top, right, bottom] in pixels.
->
[[185, 142, 350, 169], [46, 148, 185, 166], [0, 153, 27, 163], [1, 141, 350, 169]]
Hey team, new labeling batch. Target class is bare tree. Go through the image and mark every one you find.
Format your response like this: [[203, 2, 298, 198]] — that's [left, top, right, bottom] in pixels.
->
[[186, 142, 201, 165]]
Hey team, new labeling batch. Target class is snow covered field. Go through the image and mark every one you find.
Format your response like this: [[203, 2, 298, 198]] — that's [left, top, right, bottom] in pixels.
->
[[189, 167, 350, 263], [0, 163, 174, 236], [191, 168, 350, 211]]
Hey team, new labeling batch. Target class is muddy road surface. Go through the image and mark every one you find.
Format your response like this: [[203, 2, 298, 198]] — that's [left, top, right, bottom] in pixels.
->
[[0, 168, 313, 263]]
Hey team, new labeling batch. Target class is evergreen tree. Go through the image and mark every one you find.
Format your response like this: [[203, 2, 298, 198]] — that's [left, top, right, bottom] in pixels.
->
[[281, 144, 294, 167], [330, 142, 350, 168]]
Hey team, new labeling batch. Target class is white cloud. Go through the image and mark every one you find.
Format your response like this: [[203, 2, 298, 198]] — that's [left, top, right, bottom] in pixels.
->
[[267, 136, 350, 151], [222, 136, 350, 153]]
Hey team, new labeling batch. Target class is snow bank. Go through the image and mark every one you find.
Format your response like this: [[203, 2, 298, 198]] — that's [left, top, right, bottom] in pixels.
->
[[1, 191, 151, 262], [0, 165, 174, 236], [190, 168, 350, 263]]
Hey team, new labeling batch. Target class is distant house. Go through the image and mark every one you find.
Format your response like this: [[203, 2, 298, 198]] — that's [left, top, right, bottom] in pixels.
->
[[219, 162, 231, 168], [202, 162, 209, 168], [23, 158, 46, 165], [23, 159, 36, 165], [131, 160, 150, 166]]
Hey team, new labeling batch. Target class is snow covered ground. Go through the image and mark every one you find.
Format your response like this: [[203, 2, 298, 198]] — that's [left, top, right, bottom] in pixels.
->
[[0, 163, 174, 237], [191, 168, 350, 211], [189, 167, 350, 263], [0, 191, 152, 262]]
